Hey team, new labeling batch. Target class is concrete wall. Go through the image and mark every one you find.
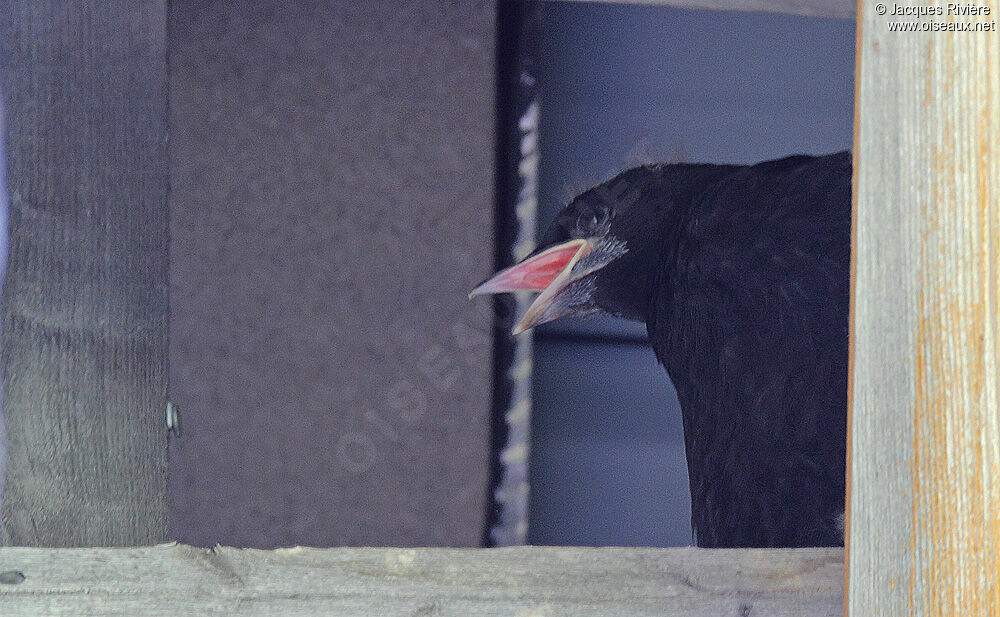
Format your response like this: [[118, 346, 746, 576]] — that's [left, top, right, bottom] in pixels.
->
[[168, 0, 496, 548]]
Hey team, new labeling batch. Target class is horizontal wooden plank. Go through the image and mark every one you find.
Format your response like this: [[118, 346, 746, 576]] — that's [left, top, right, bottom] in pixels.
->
[[548, 0, 855, 19], [0, 544, 842, 616]]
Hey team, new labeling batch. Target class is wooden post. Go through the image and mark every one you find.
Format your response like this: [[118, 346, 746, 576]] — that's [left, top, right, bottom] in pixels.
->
[[848, 1, 999, 614], [0, 2, 169, 546]]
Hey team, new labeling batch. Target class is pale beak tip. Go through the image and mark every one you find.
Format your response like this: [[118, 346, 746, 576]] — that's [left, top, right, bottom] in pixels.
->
[[469, 278, 500, 299]]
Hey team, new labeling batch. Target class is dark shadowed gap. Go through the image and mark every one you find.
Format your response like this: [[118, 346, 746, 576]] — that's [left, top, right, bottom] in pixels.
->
[[483, 0, 541, 547]]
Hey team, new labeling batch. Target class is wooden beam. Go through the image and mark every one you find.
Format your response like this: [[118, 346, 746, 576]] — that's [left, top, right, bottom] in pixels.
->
[[0, 2, 169, 545], [848, 1, 1000, 615], [549, 0, 855, 20], [0, 544, 843, 615]]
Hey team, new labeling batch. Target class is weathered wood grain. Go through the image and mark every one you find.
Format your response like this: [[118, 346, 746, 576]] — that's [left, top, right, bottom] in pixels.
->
[[849, 1, 1000, 615], [553, 0, 855, 19], [0, 2, 169, 545], [0, 544, 843, 616]]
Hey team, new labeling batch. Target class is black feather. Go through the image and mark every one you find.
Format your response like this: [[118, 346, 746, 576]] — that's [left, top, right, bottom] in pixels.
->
[[546, 151, 850, 548], [651, 151, 849, 547]]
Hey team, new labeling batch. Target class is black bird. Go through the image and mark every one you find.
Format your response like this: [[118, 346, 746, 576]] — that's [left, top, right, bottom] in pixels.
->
[[472, 151, 850, 548]]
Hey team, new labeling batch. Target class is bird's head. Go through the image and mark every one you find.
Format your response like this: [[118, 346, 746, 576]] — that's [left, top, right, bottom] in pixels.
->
[[471, 166, 667, 334]]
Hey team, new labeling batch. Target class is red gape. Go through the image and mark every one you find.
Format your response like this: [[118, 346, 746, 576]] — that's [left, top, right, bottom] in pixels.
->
[[469, 239, 587, 296]]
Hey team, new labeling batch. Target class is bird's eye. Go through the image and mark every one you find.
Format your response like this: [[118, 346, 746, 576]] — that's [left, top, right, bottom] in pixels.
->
[[575, 212, 600, 236]]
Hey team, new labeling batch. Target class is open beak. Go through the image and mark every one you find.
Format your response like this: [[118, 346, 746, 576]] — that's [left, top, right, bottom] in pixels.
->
[[470, 238, 596, 335]]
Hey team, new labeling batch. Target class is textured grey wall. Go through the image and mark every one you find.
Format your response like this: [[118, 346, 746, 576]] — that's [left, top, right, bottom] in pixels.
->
[[168, 0, 495, 548]]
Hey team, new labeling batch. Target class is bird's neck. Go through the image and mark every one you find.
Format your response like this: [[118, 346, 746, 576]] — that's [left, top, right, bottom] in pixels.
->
[[596, 163, 737, 324]]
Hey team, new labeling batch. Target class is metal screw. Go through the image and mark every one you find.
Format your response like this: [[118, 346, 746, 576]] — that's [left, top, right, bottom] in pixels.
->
[[166, 401, 181, 437]]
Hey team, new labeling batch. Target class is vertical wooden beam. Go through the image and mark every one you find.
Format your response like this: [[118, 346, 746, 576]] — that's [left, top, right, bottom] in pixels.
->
[[0, 2, 169, 546], [849, 1, 999, 614]]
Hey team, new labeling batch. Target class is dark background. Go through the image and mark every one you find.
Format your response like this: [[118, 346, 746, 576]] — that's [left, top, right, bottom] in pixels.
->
[[529, 2, 854, 546], [0, 0, 852, 548]]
